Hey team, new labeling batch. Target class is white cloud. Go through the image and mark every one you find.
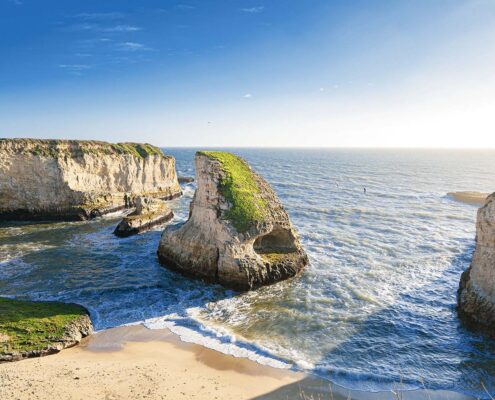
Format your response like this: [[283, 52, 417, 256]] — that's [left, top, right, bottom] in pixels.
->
[[241, 6, 264, 13], [118, 42, 152, 52], [58, 64, 93, 75], [70, 24, 141, 33], [243, 93, 253, 98], [8, 0, 23, 5], [75, 12, 124, 20], [104, 25, 141, 32], [176, 4, 195, 10]]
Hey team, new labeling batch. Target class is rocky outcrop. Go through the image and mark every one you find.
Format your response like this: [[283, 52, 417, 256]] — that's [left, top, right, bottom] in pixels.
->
[[0, 298, 93, 362], [0, 139, 181, 221], [158, 151, 308, 290], [114, 196, 174, 237], [178, 176, 195, 183], [458, 193, 495, 329]]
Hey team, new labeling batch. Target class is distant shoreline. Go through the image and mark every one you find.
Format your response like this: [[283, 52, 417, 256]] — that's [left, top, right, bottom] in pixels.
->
[[448, 192, 489, 206]]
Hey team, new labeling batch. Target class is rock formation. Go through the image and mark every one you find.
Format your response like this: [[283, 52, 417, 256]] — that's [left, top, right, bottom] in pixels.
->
[[458, 192, 495, 329], [114, 196, 174, 237], [0, 139, 181, 221], [158, 151, 308, 290], [0, 298, 93, 362]]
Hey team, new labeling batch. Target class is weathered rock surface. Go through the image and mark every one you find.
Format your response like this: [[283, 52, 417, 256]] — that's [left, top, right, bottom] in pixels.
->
[[0, 139, 181, 221], [458, 192, 495, 329], [114, 196, 174, 237], [158, 151, 308, 290]]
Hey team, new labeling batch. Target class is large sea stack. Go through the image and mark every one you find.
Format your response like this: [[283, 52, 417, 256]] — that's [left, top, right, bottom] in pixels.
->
[[0, 139, 181, 221], [458, 192, 495, 329], [158, 151, 308, 290]]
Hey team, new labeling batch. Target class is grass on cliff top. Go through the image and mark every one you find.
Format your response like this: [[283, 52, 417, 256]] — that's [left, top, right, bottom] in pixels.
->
[[0, 297, 88, 355], [197, 151, 267, 232], [0, 138, 165, 159]]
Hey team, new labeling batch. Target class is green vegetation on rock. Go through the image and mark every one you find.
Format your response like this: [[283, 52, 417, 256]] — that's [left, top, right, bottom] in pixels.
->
[[0, 297, 88, 355], [198, 151, 267, 232], [0, 138, 166, 159]]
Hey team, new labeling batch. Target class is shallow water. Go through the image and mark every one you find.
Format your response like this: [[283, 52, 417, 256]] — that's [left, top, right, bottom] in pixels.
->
[[1, 148, 494, 397]]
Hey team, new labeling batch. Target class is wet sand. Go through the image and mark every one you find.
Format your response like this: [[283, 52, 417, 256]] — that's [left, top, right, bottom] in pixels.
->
[[448, 192, 489, 206], [0, 325, 476, 400]]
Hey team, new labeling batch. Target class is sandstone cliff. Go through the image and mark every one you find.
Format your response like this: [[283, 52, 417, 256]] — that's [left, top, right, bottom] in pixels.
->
[[158, 151, 308, 290], [458, 192, 495, 329], [0, 139, 181, 221]]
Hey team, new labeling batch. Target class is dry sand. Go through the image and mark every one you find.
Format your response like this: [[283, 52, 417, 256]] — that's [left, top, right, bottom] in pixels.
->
[[448, 192, 489, 206], [0, 325, 305, 400]]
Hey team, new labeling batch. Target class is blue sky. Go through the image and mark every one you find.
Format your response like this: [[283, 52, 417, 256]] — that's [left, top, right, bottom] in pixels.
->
[[1, 0, 495, 147]]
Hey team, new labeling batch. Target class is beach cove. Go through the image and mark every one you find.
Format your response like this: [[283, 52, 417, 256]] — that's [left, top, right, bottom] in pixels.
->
[[1, 148, 495, 398]]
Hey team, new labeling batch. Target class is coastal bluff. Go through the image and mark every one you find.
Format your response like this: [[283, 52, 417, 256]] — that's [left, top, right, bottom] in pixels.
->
[[0, 139, 181, 221], [158, 151, 308, 290], [458, 192, 495, 329]]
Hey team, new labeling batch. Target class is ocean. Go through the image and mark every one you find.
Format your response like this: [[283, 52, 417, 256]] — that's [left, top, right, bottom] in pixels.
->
[[1, 148, 494, 397]]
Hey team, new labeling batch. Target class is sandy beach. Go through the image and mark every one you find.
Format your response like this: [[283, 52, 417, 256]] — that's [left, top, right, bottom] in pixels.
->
[[448, 192, 489, 206], [0, 324, 476, 400], [0, 325, 306, 400]]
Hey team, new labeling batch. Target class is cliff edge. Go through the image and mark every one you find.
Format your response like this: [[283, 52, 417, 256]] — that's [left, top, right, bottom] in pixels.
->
[[0, 139, 181, 221], [458, 192, 495, 329], [157, 151, 308, 290]]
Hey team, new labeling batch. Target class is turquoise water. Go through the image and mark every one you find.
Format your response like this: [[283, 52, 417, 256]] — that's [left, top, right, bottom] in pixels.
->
[[1, 149, 494, 397]]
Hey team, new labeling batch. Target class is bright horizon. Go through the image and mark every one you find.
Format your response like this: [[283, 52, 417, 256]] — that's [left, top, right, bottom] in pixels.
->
[[1, 0, 495, 148]]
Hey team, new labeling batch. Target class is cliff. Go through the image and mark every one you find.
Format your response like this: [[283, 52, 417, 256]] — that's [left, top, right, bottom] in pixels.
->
[[458, 192, 495, 329], [157, 151, 308, 290], [0, 139, 181, 221]]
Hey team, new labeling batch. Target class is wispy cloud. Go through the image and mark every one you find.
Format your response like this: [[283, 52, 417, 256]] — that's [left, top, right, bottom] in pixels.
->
[[176, 4, 195, 10], [69, 23, 141, 33], [8, 0, 23, 5], [243, 93, 253, 98], [104, 25, 141, 33], [75, 12, 124, 20], [241, 6, 264, 13], [117, 42, 152, 52], [58, 64, 93, 75]]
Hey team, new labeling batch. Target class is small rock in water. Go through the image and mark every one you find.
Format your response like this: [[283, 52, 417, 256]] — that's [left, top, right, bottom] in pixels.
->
[[114, 196, 174, 237]]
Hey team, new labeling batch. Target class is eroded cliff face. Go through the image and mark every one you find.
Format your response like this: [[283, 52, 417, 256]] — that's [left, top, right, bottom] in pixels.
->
[[0, 139, 181, 220], [458, 193, 495, 329], [158, 151, 308, 290]]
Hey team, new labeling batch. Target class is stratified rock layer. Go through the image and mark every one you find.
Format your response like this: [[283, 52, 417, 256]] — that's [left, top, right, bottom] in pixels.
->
[[0, 139, 181, 221], [158, 151, 308, 290], [114, 196, 174, 237], [458, 192, 495, 329]]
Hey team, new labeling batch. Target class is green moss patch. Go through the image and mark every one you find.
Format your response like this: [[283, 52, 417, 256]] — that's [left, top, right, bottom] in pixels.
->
[[0, 138, 166, 159], [0, 297, 88, 355], [198, 151, 267, 232]]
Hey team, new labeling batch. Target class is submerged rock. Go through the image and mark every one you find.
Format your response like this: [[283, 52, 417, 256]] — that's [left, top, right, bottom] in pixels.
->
[[114, 196, 174, 237], [158, 151, 308, 290], [458, 192, 495, 330], [0, 139, 181, 221], [0, 298, 93, 362], [178, 176, 195, 183]]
